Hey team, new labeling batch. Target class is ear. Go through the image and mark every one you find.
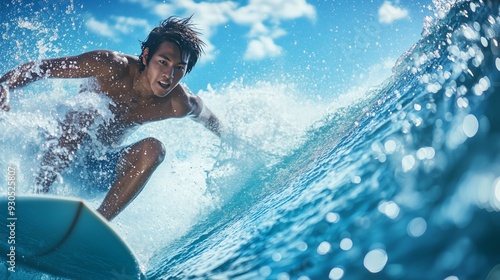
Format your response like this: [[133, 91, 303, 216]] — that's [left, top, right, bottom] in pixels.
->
[[141, 48, 149, 66]]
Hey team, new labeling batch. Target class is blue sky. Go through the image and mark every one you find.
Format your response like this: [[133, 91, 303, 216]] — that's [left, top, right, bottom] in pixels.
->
[[2, 0, 434, 96]]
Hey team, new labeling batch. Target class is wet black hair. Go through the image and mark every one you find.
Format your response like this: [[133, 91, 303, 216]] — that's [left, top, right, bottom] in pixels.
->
[[139, 16, 205, 74]]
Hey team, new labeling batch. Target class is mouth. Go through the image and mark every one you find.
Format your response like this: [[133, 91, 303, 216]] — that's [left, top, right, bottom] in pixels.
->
[[158, 81, 170, 90]]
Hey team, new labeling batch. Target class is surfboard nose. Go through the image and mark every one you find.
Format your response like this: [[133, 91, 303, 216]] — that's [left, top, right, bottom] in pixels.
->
[[0, 195, 144, 279], [0, 196, 82, 258]]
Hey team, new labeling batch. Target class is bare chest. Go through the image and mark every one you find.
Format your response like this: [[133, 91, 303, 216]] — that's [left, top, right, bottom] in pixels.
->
[[106, 84, 188, 125], [94, 97, 173, 147]]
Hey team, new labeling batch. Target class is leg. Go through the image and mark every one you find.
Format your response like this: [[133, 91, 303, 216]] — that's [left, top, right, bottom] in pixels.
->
[[35, 111, 95, 193], [97, 137, 166, 221]]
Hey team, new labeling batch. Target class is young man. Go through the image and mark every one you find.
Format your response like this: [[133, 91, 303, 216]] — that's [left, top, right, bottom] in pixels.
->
[[0, 16, 222, 220]]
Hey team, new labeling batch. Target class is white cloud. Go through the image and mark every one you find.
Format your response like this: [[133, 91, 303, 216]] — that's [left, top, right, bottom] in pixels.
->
[[150, 0, 235, 62], [153, 3, 176, 18], [247, 22, 287, 40], [230, 0, 316, 24], [266, 0, 316, 21], [86, 17, 114, 38], [175, 1, 235, 37], [112, 16, 152, 35], [93, 0, 316, 61], [378, 1, 409, 24], [248, 22, 269, 38], [86, 16, 152, 41], [244, 36, 282, 60], [230, 0, 315, 60]]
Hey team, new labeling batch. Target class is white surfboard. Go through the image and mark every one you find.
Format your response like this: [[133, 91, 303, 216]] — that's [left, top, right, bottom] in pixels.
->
[[0, 195, 145, 279]]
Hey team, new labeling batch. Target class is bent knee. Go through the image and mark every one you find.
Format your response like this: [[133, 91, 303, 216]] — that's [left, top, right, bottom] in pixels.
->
[[139, 137, 166, 163]]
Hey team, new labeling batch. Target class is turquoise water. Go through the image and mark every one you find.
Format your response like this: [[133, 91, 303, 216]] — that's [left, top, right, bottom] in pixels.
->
[[1, 0, 500, 279], [147, 1, 500, 279]]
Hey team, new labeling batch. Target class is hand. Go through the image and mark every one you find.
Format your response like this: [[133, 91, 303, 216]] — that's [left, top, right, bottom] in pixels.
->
[[0, 84, 10, 111]]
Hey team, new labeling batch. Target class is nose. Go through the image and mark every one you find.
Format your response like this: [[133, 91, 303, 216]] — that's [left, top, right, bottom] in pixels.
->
[[163, 67, 174, 82]]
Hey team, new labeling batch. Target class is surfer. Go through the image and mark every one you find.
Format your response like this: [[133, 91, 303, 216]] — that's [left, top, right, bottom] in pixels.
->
[[0, 16, 222, 220]]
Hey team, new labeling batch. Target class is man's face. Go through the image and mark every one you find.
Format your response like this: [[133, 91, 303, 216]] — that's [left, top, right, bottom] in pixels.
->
[[143, 41, 190, 97]]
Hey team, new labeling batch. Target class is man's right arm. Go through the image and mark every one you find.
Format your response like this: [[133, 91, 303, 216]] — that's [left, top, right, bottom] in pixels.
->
[[0, 61, 44, 111], [0, 50, 127, 111]]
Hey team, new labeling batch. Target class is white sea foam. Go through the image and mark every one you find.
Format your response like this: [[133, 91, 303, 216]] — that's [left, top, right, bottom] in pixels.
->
[[0, 77, 330, 263]]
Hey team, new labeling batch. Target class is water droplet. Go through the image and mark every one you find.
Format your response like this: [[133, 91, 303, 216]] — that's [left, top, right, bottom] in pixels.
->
[[386, 202, 400, 219], [259, 266, 272, 277], [473, 76, 490, 96], [364, 249, 388, 273], [481, 37, 489, 47], [272, 252, 282, 262], [402, 155, 416, 172], [378, 201, 400, 219], [277, 272, 290, 280], [326, 212, 340, 223], [416, 147, 436, 160], [473, 21, 480, 31], [384, 140, 397, 153], [296, 241, 308, 252], [317, 241, 331, 255], [340, 238, 353, 251], [457, 97, 469, 108], [329, 267, 344, 280], [462, 114, 479, 138], [427, 83, 442, 93], [407, 217, 427, 237], [420, 73, 430, 83], [463, 25, 479, 40], [352, 176, 361, 184], [377, 154, 387, 163], [470, 2, 477, 12]]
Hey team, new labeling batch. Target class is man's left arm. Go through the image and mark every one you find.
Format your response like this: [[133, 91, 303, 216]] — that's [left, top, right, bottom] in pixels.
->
[[188, 95, 222, 137]]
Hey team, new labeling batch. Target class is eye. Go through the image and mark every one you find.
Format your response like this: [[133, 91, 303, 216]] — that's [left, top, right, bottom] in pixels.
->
[[159, 60, 167, 65], [177, 65, 186, 71]]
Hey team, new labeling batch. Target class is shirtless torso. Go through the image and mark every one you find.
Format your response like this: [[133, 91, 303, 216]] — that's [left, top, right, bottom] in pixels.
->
[[0, 39, 222, 220]]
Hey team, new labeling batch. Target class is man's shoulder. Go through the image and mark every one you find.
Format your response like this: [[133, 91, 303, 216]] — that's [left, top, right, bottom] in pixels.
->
[[176, 84, 197, 103], [86, 50, 137, 66], [83, 50, 139, 79], [166, 84, 199, 116]]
